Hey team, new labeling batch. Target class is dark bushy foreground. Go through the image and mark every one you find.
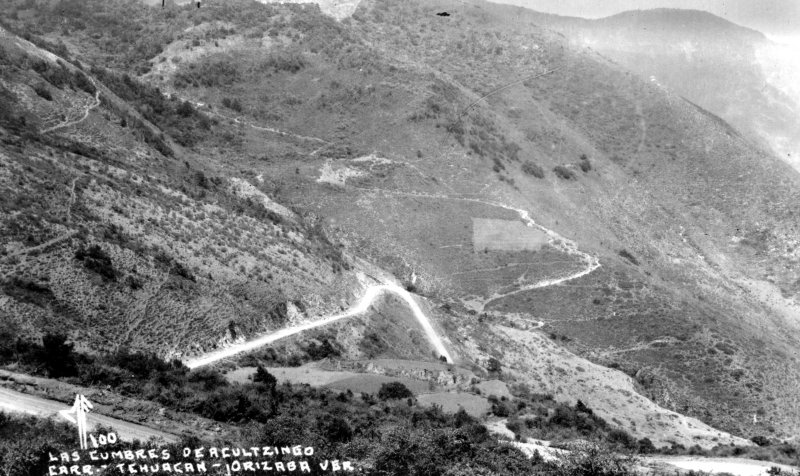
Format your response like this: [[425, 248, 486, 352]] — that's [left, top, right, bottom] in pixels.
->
[[2, 331, 800, 474], [0, 331, 630, 475]]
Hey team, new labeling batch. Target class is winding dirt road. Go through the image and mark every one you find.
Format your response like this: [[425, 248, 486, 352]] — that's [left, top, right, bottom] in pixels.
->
[[185, 282, 453, 368], [186, 187, 601, 369], [351, 187, 602, 309]]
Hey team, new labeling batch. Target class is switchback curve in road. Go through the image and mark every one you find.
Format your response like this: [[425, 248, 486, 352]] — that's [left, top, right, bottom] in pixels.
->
[[185, 283, 453, 369]]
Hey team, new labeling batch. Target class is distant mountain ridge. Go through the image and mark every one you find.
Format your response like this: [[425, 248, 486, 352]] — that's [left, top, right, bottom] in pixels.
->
[[599, 8, 767, 40], [523, 6, 800, 171]]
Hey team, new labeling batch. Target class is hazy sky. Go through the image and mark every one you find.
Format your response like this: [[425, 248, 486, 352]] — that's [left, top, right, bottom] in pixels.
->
[[489, 0, 800, 36]]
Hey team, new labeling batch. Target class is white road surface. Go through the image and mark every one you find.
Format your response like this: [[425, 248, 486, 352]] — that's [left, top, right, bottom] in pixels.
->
[[0, 387, 179, 444], [185, 283, 453, 368]]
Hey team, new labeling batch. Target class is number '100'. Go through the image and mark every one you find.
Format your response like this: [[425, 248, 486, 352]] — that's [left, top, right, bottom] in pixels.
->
[[89, 432, 118, 448]]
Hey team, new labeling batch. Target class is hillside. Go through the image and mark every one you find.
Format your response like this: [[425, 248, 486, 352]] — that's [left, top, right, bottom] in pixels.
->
[[1, 0, 800, 468], [522, 7, 800, 172], [0, 21, 358, 359]]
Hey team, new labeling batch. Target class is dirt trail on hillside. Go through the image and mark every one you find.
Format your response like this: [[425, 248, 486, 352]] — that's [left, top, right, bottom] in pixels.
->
[[174, 95, 330, 145], [185, 282, 453, 368], [2, 230, 78, 261], [42, 81, 101, 134], [0, 387, 178, 444]]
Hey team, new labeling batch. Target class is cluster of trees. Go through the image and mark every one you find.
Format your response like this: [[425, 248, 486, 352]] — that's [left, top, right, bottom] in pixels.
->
[[75, 244, 117, 281], [522, 160, 545, 178], [29, 59, 95, 95], [553, 164, 577, 180], [90, 66, 210, 148]]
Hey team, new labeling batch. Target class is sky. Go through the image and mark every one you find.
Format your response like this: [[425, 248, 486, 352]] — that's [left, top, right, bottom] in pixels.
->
[[489, 0, 800, 37]]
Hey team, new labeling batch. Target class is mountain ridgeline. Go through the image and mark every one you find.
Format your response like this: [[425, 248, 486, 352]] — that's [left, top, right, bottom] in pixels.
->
[[520, 6, 800, 172], [1, 0, 800, 456]]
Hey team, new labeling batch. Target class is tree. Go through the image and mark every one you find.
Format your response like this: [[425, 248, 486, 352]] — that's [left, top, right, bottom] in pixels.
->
[[575, 400, 593, 415], [486, 357, 502, 374], [253, 365, 277, 389], [378, 382, 414, 400], [177, 100, 194, 117], [522, 161, 545, 178], [316, 414, 353, 443], [40, 333, 77, 378]]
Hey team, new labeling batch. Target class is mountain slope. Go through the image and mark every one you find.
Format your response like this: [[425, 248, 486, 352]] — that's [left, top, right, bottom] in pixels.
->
[[523, 7, 800, 171], [2, 0, 800, 449]]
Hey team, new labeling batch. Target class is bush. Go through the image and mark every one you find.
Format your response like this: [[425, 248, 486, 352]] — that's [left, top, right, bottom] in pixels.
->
[[40, 333, 78, 378], [176, 100, 195, 117], [74, 244, 116, 280], [548, 442, 639, 476], [578, 158, 592, 173], [487, 357, 502, 373], [637, 437, 656, 454], [72, 70, 95, 95], [262, 50, 306, 73], [378, 382, 414, 400], [607, 429, 637, 449], [221, 97, 243, 112], [618, 249, 639, 266], [253, 365, 277, 389], [752, 435, 771, 447], [553, 165, 576, 180], [32, 84, 52, 101], [522, 161, 545, 178], [305, 338, 340, 360], [32, 60, 71, 89]]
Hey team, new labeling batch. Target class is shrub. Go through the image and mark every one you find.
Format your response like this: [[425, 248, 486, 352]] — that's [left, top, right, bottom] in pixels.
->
[[262, 51, 306, 73], [553, 165, 576, 180], [176, 100, 195, 117], [221, 97, 243, 112], [305, 338, 340, 360], [578, 159, 592, 173], [378, 382, 414, 400], [618, 249, 639, 266], [253, 365, 277, 389], [637, 437, 656, 454], [75, 244, 116, 280], [487, 357, 502, 373], [752, 435, 771, 447], [32, 84, 52, 101], [548, 442, 639, 476], [72, 70, 95, 94], [32, 60, 71, 88], [40, 333, 78, 378], [522, 161, 545, 178], [492, 402, 510, 417], [607, 429, 637, 449], [170, 261, 195, 281]]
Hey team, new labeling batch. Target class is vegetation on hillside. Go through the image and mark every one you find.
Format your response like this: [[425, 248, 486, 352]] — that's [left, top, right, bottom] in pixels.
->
[[2, 0, 800, 466]]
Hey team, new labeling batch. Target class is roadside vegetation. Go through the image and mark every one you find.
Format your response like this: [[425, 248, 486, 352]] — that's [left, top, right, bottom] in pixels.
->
[[3, 330, 798, 473]]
